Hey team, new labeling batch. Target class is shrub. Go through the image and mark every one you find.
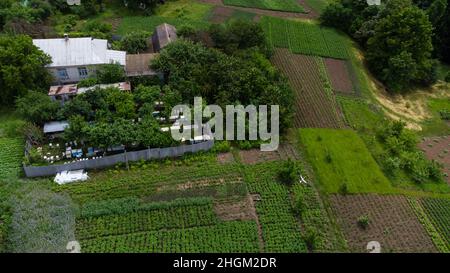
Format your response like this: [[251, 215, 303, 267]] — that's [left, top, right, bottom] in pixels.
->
[[339, 183, 349, 195], [212, 141, 231, 153], [445, 72, 450, 83], [120, 31, 149, 54], [77, 77, 98, 88], [278, 159, 298, 185], [303, 228, 318, 252], [357, 215, 370, 229], [96, 63, 125, 84]]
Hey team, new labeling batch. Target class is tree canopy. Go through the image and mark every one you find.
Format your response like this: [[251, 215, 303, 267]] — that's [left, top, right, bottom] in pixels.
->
[[0, 35, 52, 105]]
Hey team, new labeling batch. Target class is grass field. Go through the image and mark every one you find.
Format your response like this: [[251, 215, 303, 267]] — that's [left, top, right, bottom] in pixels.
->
[[299, 128, 393, 194], [421, 97, 450, 136], [304, 0, 331, 13], [223, 0, 305, 13], [261, 17, 349, 59], [116, 16, 208, 35]]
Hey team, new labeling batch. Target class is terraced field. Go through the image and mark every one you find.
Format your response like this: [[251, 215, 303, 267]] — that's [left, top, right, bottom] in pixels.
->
[[271, 48, 344, 128]]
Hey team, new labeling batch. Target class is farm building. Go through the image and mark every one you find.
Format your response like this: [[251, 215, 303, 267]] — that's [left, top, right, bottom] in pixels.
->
[[33, 36, 126, 84], [49, 82, 131, 104], [125, 53, 160, 77], [152, 23, 178, 52], [43, 121, 69, 136]]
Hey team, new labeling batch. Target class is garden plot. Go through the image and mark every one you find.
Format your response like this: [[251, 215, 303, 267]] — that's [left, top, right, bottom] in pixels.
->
[[324, 58, 356, 95], [223, 0, 305, 13], [238, 144, 300, 164], [272, 48, 344, 128], [262, 17, 349, 59], [330, 194, 437, 253], [208, 6, 236, 23], [418, 136, 450, 184], [421, 198, 450, 249]]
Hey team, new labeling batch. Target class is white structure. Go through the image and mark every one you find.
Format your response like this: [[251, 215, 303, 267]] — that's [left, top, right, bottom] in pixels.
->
[[54, 170, 88, 185], [66, 0, 81, 5], [33, 37, 126, 84], [367, 0, 381, 5], [43, 121, 69, 135]]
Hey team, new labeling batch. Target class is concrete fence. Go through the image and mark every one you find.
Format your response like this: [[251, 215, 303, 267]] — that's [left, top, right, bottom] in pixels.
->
[[23, 139, 214, 178]]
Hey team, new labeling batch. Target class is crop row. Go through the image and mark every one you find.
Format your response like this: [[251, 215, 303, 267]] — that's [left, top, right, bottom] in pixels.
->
[[223, 0, 305, 13], [76, 201, 218, 240], [421, 198, 450, 248], [244, 161, 307, 253], [271, 49, 344, 128], [262, 17, 349, 59], [80, 221, 260, 253], [0, 138, 23, 180], [54, 162, 245, 204]]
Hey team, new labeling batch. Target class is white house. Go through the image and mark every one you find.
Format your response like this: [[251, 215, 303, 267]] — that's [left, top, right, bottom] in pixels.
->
[[33, 36, 126, 84]]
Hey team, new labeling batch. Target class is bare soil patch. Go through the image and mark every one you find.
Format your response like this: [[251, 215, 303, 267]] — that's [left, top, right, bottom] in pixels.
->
[[330, 194, 437, 253], [217, 152, 235, 164], [238, 144, 300, 164], [418, 135, 450, 184], [324, 58, 354, 95], [214, 196, 256, 221]]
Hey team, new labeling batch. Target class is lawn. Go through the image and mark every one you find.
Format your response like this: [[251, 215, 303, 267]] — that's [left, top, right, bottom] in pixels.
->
[[421, 97, 450, 136], [116, 16, 208, 36], [299, 128, 393, 194], [223, 0, 305, 13], [261, 17, 350, 59]]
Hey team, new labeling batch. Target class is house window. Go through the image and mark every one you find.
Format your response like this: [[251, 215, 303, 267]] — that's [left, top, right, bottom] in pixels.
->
[[57, 68, 69, 80], [78, 67, 88, 78]]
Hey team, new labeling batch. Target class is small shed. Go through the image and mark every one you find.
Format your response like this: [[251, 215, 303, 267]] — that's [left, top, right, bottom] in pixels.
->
[[152, 23, 177, 52], [44, 121, 69, 134]]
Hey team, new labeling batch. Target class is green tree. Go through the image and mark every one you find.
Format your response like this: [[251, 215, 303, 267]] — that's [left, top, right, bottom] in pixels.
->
[[120, 31, 149, 54], [96, 63, 125, 84], [0, 35, 52, 105], [64, 115, 89, 143], [366, 3, 435, 92], [16, 91, 59, 125], [133, 85, 160, 106]]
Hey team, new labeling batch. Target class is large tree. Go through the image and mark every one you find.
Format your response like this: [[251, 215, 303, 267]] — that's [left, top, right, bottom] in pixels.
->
[[366, 1, 435, 92], [0, 35, 52, 105]]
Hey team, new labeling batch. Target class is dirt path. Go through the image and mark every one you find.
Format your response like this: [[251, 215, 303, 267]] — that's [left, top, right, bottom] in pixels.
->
[[198, 0, 319, 19], [247, 193, 265, 252]]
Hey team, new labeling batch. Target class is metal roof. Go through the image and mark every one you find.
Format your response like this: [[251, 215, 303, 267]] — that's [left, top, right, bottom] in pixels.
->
[[33, 37, 126, 67], [154, 24, 177, 50], [77, 82, 131, 94], [44, 121, 69, 134], [125, 53, 159, 76]]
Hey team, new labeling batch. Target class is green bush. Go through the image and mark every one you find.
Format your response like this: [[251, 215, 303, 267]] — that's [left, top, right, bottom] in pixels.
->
[[119, 31, 150, 54], [212, 141, 231, 153], [278, 159, 298, 186], [445, 72, 450, 83], [357, 215, 370, 229]]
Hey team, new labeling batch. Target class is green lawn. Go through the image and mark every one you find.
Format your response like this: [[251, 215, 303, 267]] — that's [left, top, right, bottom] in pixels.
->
[[155, 0, 214, 21], [299, 128, 393, 194], [223, 0, 305, 13], [116, 16, 208, 36], [421, 98, 450, 136]]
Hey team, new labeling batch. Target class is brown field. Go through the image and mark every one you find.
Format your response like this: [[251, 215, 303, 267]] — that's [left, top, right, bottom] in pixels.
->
[[217, 152, 235, 164], [272, 49, 344, 128], [330, 194, 437, 253], [324, 58, 354, 95], [198, 0, 318, 19], [238, 143, 300, 164], [418, 136, 450, 184]]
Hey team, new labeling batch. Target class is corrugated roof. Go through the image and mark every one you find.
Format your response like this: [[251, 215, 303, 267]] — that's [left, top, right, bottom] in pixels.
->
[[33, 37, 126, 67], [155, 24, 177, 49], [77, 82, 132, 94], [125, 53, 159, 76], [48, 84, 78, 96], [44, 121, 69, 133]]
